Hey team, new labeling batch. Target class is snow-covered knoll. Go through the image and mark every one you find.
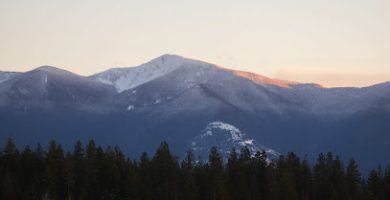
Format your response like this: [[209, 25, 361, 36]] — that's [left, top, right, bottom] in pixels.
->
[[0, 71, 21, 84], [191, 121, 280, 160]]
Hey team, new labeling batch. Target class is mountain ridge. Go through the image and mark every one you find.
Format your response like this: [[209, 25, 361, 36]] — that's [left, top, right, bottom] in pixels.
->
[[1, 54, 388, 89], [0, 54, 389, 173], [90, 54, 304, 92]]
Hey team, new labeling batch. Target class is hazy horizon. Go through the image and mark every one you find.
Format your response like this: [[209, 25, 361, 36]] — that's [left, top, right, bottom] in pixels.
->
[[1, 0, 389, 87]]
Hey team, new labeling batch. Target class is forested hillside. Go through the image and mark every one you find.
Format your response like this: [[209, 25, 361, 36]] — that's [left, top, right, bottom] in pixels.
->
[[0, 138, 389, 200]]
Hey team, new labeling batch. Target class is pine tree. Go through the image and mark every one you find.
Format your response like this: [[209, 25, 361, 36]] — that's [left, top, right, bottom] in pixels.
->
[[86, 139, 99, 199], [299, 158, 312, 200], [384, 166, 390, 200], [72, 140, 88, 200], [238, 147, 253, 200], [274, 154, 299, 200], [194, 158, 211, 200], [253, 150, 269, 200], [179, 150, 199, 200], [45, 140, 67, 200], [0, 138, 388, 200], [151, 141, 179, 200], [329, 155, 348, 200], [0, 137, 20, 199], [64, 151, 74, 200], [33, 143, 47, 199], [208, 146, 229, 200], [113, 145, 131, 199], [19, 145, 45, 199], [313, 153, 329, 200], [138, 151, 152, 199], [227, 148, 240, 200], [100, 146, 121, 199], [94, 146, 106, 199], [366, 167, 385, 200], [346, 159, 362, 200]]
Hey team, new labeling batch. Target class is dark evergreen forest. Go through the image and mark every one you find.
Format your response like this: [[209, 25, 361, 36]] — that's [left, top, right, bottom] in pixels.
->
[[0, 137, 389, 200]]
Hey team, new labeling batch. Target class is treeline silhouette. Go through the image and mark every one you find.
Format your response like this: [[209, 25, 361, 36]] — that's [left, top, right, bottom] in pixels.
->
[[0, 138, 389, 200]]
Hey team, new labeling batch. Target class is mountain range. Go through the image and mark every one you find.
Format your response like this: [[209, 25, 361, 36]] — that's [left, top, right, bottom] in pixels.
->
[[1, 54, 389, 173]]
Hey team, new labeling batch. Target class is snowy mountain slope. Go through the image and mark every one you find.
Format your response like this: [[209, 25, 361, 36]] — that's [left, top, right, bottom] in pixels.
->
[[191, 121, 280, 160], [91, 54, 215, 92], [0, 71, 21, 84], [0, 66, 116, 111], [290, 82, 390, 115], [109, 55, 311, 117], [2, 55, 388, 115], [91, 54, 301, 93], [0, 55, 389, 173], [91, 54, 390, 118], [0, 55, 388, 117]]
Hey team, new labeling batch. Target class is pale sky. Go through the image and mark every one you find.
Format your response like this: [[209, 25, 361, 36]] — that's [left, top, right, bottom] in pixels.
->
[[0, 0, 389, 87]]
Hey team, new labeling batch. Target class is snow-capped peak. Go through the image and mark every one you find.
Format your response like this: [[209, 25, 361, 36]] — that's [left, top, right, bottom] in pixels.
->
[[91, 54, 213, 92]]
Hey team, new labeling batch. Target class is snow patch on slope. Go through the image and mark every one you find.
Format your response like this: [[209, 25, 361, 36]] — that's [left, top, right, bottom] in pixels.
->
[[127, 105, 135, 111]]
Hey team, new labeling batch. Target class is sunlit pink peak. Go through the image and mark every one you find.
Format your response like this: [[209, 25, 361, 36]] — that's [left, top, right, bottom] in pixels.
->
[[230, 70, 297, 88], [152, 54, 300, 88]]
